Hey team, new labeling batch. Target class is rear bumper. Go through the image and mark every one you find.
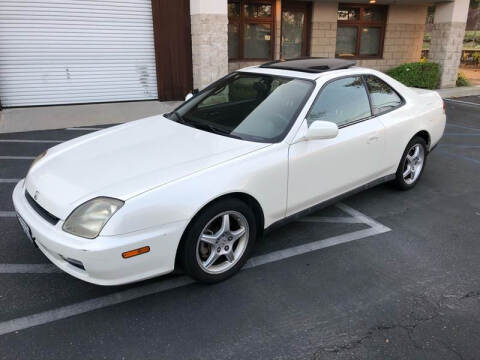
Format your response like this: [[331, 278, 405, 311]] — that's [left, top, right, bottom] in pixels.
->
[[12, 180, 188, 286]]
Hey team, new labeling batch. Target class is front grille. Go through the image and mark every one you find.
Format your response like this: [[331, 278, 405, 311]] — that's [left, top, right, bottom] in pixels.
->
[[25, 191, 60, 225]]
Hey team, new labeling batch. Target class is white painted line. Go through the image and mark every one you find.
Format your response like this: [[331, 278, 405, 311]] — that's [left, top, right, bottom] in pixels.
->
[[0, 203, 390, 335], [65, 127, 100, 131], [0, 212, 16, 218], [0, 264, 61, 274], [0, 139, 63, 144], [0, 276, 195, 336], [298, 216, 363, 224], [336, 203, 390, 232], [445, 123, 480, 131], [0, 156, 35, 160], [246, 227, 388, 268], [445, 98, 480, 107], [0, 179, 20, 184]]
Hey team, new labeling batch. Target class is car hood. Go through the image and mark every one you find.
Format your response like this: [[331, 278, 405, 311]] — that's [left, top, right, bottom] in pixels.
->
[[25, 115, 269, 219]]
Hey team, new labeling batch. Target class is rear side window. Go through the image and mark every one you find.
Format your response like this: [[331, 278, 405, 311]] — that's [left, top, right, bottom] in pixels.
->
[[307, 76, 371, 127], [364, 75, 403, 115]]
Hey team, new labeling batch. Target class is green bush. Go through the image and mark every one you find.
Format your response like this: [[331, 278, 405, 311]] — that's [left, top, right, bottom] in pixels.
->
[[386, 62, 440, 90], [456, 72, 471, 87]]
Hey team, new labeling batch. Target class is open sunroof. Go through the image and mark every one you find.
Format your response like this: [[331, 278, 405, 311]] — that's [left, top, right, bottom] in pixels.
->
[[260, 58, 356, 73]]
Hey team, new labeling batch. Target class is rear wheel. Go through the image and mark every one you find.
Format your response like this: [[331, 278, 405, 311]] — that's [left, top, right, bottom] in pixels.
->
[[181, 198, 257, 283], [394, 137, 427, 190]]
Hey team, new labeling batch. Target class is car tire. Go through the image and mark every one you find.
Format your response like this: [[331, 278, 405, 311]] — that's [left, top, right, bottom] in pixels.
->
[[181, 198, 257, 283], [394, 136, 428, 190]]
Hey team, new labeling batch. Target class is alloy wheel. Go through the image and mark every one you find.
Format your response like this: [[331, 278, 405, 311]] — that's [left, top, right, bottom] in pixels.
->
[[196, 211, 249, 274], [402, 143, 425, 185]]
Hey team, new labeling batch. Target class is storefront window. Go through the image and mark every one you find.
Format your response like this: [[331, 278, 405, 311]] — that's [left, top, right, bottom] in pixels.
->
[[228, 0, 275, 60], [336, 5, 387, 59]]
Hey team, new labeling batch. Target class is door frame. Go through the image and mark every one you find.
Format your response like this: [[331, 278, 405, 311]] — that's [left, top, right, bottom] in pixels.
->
[[151, 0, 193, 101], [280, 1, 312, 59]]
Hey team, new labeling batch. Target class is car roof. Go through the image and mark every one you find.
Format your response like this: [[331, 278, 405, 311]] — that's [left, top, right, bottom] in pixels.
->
[[237, 58, 371, 81]]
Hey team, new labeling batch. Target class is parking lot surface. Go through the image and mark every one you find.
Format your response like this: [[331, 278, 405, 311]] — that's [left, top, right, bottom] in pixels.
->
[[0, 98, 479, 359]]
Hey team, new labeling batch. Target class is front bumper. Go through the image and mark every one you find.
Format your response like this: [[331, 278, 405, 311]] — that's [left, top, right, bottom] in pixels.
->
[[12, 180, 188, 286]]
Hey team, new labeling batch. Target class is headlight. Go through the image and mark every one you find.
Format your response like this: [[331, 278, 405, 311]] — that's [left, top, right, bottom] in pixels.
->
[[63, 197, 124, 239], [27, 151, 47, 177]]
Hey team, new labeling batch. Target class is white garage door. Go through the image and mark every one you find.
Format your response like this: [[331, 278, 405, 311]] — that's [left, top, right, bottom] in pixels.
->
[[0, 0, 158, 107]]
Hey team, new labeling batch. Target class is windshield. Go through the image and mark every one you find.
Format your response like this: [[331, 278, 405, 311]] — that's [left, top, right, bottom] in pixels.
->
[[168, 73, 314, 142]]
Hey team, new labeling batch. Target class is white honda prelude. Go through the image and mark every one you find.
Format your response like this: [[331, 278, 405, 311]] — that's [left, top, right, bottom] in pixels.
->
[[13, 58, 446, 285]]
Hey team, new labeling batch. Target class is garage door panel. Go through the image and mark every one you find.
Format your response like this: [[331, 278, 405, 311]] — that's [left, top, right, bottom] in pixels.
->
[[0, 0, 158, 107]]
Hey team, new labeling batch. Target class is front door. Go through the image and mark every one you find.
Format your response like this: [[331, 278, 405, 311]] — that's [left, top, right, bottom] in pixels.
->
[[281, 2, 311, 59], [287, 76, 386, 216]]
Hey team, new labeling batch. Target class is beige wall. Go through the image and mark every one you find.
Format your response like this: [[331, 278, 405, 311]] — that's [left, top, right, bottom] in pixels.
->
[[228, 1, 427, 73]]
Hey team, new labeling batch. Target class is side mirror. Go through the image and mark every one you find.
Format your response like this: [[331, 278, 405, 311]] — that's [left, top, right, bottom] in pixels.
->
[[185, 88, 199, 101], [305, 120, 338, 140]]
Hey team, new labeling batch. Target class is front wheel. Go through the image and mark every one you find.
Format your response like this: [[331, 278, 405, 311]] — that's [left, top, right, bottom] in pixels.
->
[[394, 137, 427, 190], [181, 198, 257, 283]]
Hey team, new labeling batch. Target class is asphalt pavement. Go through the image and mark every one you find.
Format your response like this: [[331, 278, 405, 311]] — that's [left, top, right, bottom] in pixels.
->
[[0, 98, 479, 360]]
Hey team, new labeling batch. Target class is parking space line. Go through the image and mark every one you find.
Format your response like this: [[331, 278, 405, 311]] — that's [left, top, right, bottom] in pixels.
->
[[0, 139, 63, 144], [0, 264, 61, 274], [446, 123, 480, 131], [0, 156, 35, 160], [0, 179, 20, 183], [437, 149, 480, 165], [298, 216, 363, 224], [0, 203, 390, 335], [445, 98, 480, 107], [0, 212, 16, 218], [439, 144, 480, 149], [65, 127, 100, 131]]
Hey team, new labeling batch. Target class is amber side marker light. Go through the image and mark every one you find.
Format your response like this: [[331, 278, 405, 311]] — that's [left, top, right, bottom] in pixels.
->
[[122, 246, 150, 259]]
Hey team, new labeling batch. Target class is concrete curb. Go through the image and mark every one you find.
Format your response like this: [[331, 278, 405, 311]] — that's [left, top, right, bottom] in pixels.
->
[[435, 86, 480, 99]]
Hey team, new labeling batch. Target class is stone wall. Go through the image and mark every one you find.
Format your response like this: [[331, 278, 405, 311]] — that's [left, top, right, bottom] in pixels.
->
[[310, 22, 337, 58], [191, 14, 228, 89], [429, 22, 467, 88]]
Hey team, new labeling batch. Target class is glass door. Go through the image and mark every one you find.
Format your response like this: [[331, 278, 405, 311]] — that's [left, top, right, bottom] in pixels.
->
[[281, 2, 311, 59]]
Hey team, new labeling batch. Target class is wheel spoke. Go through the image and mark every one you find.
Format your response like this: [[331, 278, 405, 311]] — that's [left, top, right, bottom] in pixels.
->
[[403, 165, 412, 178], [225, 251, 235, 263], [219, 214, 230, 234], [231, 226, 246, 242], [200, 234, 218, 245], [203, 250, 219, 269]]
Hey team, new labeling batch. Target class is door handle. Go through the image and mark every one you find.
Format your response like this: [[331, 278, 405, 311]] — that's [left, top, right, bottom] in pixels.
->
[[367, 135, 380, 144]]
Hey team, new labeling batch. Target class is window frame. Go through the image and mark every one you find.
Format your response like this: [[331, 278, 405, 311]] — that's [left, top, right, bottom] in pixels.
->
[[336, 3, 388, 60], [306, 74, 405, 129], [280, 1, 312, 59], [228, 0, 276, 61], [363, 75, 405, 117]]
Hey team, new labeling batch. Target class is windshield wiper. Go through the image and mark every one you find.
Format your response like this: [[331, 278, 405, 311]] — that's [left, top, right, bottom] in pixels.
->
[[187, 120, 244, 140]]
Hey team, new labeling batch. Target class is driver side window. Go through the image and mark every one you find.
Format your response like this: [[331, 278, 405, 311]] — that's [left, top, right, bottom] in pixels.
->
[[307, 76, 372, 127]]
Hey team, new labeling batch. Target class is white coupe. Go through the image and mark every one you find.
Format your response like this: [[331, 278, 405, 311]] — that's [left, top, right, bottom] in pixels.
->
[[13, 58, 446, 285]]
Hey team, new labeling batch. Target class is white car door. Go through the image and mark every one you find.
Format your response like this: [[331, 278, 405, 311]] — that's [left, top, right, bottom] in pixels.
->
[[287, 75, 386, 216]]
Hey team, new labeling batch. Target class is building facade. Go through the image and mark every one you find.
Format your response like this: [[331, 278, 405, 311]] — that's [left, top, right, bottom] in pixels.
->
[[0, 0, 471, 109]]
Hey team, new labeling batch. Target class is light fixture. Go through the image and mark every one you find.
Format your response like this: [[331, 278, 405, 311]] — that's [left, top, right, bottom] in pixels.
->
[[369, 0, 376, 3]]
